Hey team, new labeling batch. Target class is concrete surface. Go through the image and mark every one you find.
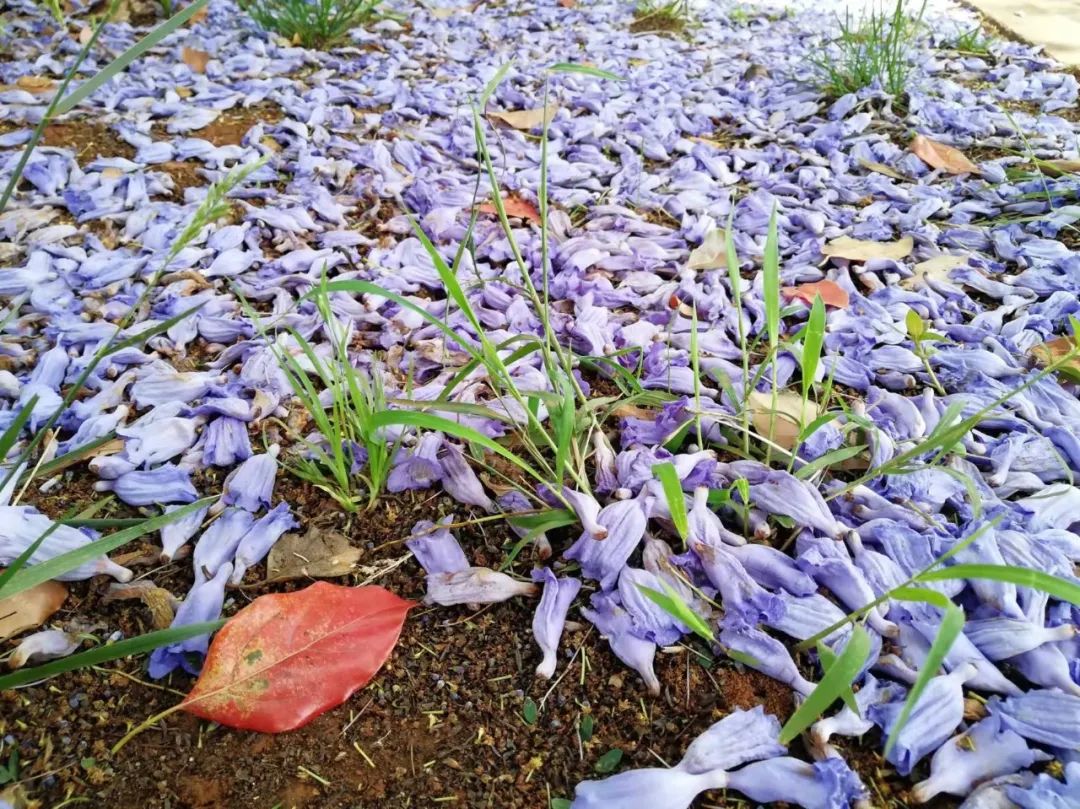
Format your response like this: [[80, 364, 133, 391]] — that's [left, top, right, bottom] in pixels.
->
[[964, 0, 1080, 67]]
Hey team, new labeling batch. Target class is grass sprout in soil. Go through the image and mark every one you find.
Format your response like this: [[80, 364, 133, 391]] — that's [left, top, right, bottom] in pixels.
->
[[4, 0, 1080, 807]]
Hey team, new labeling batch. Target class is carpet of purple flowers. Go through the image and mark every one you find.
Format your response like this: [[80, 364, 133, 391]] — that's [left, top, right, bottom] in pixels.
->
[[4, 0, 1080, 805]]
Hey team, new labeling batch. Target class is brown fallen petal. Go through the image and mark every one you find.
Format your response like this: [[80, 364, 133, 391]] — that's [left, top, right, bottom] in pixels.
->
[[821, 235, 914, 262], [0, 579, 68, 642], [16, 76, 55, 94], [910, 134, 980, 175], [182, 46, 211, 73], [487, 106, 557, 130], [265, 527, 362, 583]]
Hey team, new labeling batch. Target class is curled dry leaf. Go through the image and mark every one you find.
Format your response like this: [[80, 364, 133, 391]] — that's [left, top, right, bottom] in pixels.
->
[[265, 526, 362, 583], [1031, 337, 1080, 381], [487, 106, 557, 131], [747, 390, 816, 451], [0, 579, 67, 642], [687, 228, 726, 271], [103, 580, 179, 630], [477, 194, 541, 224], [910, 134, 980, 175], [181, 582, 413, 732], [902, 254, 969, 289], [182, 46, 211, 73], [821, 235, 913, 262], [856, 157, 910, 182], [782, 279, 849, 308]]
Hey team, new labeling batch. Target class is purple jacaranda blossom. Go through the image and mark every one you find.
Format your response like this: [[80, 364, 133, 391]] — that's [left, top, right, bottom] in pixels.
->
[[676, 706, 786, 773], [96, 463, 199, 506], [811, 674, 903, 746], [129, 372, 215, 408], [904, 612, 1021, 695], [423, 567, 537, 607], [618, 567, 687, 646], [582, 592, 660, 694], [9, 629, 81, 669], [0, 505, 131, 581], [911, 715, 1046, 803], [964, 616, 1077, 661], [642, 537, 714, 623], [1016, 484, 1080, 531], [693, 540, 784, 625], [723, 756, 865, 809], [991, 690, 1080, 748], [592, 431, 619, 494], [766, 591, 848, 644], [729, 543, 817, 595], [202, 416, 253, 467], [1012, 644, 1080, 696], [532, 566, 581, 679], [439, 441, 494, 511], [117, 416, 200, 466], [160, 503, 209, 562], [388, 432, 444, 492], [563, 488, 607, 539], [564, 498, 648, 590], [148, 562, 231, 679], [192, 507, 255, 583], [720, 618, 815, 696], [797, 533, 897, 637], [728, 464, 840, 538], [571, 766, 729, 809], [407, 516, 469, 574], [870, 663, 977, 775], [1006, 764, 1080, 809], [229, 503, 298, 584], [687, 486, 745, 546], [219, 445, 278, 513]]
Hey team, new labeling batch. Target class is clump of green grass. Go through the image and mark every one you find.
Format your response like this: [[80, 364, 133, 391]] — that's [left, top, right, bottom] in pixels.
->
[[949, 24, 992, 55], [238, 0, 381, 48], [813, 0, 926, 100], [629, 0, 695, 35]]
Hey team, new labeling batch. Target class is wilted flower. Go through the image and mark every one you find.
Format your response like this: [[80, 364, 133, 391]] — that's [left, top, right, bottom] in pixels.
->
[[0, 505, 131, 581], [160, 503, 209, 562], [964, 616, 1077, 661], [720, 619, 815, 696], [96, 463, 200, 507], [991, 689, 1080, 748], [424, 567, 537, 606], [618, 566, 687, 646], [388, 432, 444, 492], [219, 445, 279, 513], [571, 766, 729, 809], [148, 563, 232, 679], [10, 629, 81, 669], [677, 707, 786, 773], [406, 516, 469, 574], [564, 498, 648, 590], [230, 503, 298, 584], [724, 756, 865, 809], [582, 592, 660, 694], [439, 441, 494, 511], [192, 507, 255, 583], [532, 567, 581, 679]]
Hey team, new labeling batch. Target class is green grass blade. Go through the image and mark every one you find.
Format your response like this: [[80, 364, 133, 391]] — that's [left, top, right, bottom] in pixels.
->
[[919, 564, 1080, 604], [55, 0, 210, 116], [651, 462, 688, 545], [779, 623, 871, 744], [0, 394, 36, 465], [0, 620, 225, 690], [762, 206, 781, 351], [0, 498, 215, 599], [546, 63, 624, 81], [794, 444, 867, 480], [638, 582, 715, 643], [884, 587, 964, 757], [801, 294, 826, 402]]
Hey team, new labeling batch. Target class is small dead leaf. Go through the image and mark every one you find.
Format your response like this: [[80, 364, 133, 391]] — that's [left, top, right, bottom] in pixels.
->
[[821, 235, 913, 262], [265, 527, 362, 583], [1031, 337, 1080, 381], [16, 76, 55, 94], [77, 25, 93, 44], [477, 194, 541, 224], [910, 134, 980, 175], [1036, 159, 1080, 178], [687, 229, 726, 271], [431, 6, 465, 17], [0, 579, 67, 642], [747, 390, 816, 451], [558, 0, 576, 7], [856, 157, 910, 182], [903, 254, 968, 289], [182, 46, 211, 74], [487, 106, 557, 131], [190, 2, 210, 22], [782, 280, 849, 308], [103, 581, 178, 630]]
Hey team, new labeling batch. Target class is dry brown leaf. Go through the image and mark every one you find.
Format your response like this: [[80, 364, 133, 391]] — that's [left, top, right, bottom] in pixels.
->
[[1036, 159, 1080, 178], [558, 0, 577, 7], [0, 580, 67, 642], [687, 228, 726, 271], [77, 24, 93, 44], [190, 2, 210, 22], [910, 134, 980, 175], [487, 106, 557, 131], [856, 157, 910, 182], [265, 527, 362, 583], [16, 76, 55, 94], [782, 280, 850, 308], [747, 390, 816, 451], [477, 194, 541, 224], [430, 6, 464, 17], [103, 581, 178, 629], [821, 235, 913, 262], [1031, 337, 1076, 366], [182, 46, 211, 73], [903, 254, 968, 289]]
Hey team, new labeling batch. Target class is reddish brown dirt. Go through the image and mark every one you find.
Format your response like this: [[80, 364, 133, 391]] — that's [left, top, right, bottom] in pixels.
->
[[150, 102, 284, 148]]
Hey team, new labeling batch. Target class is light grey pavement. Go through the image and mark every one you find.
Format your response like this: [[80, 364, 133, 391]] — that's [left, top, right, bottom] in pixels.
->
[[964, 0, 1080, 67]]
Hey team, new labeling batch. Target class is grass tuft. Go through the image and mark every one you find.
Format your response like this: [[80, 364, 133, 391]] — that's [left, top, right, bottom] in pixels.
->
[[238, 0, 382, 48]]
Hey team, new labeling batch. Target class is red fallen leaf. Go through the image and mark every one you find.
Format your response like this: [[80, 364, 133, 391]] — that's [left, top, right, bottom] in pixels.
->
[[910, 134, 980, 175], [782, 280, 850, 309], [476, 195, 541, 224], [180, 583, 413, 732], [558, 0, 576, 7]]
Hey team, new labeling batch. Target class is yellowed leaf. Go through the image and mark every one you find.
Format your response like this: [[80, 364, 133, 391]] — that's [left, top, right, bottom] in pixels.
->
[[747, 390, 816, 451], [856, 157, 910, 181], [0, 580, 67, 642], [821, 235, 913, 262], [182, 46, 210, 73], [910, 134, 980, 175], [1031, 336, 1077, 367], [1037, 159, 1080, 178], [431, 6, 466, 16], [687, 229, 726, 271], [488, 106, 557, 131], [77, 24, 93, 44], [903, 254, 969, 289], [16, 76, 55, 94]]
